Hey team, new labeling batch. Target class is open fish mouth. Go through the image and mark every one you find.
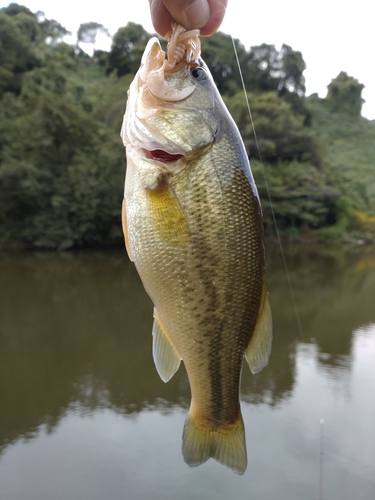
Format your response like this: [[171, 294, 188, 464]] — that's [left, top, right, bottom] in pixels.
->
[[121, 23, 219, 162], [121, 25, 204, 157], [138, 24, 201, 103]]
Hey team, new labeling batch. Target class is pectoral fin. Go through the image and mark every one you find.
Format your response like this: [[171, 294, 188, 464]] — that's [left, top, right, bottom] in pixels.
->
[[152, 309, 181, 382], [245, 286, 273, 374], [146, 175, 190, 247]]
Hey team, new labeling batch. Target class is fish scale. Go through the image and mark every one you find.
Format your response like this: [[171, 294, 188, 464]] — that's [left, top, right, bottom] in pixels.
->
[[121, 24, 272, 474]]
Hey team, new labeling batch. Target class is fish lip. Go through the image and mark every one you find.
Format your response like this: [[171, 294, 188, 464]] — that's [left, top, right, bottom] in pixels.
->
[[139, 33, 196, 103], [139, 37, 165, 85]]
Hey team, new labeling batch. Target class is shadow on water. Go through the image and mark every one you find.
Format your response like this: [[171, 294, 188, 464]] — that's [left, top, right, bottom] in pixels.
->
[[0, 245, 375, 457]]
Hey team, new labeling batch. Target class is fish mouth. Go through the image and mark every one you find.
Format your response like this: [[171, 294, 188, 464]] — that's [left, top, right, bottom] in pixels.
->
[[143, 149, 184, 163], [121, 26, 204, 151], [138, 25, 200, 103]]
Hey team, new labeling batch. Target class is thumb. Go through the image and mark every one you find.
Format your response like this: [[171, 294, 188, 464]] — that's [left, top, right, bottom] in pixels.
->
[[161, 0, 210, 30]]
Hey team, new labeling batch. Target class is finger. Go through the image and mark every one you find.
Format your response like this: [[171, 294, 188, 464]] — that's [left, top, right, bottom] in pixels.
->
[[200, 0, 227, 36], [149, 0, 227, 38], [161, 0, 210, 29], [149, 0, 174, 37], [149, 0, 210, 37]]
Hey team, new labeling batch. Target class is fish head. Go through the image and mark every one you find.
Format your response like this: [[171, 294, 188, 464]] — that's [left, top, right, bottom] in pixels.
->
[[121, 27, 220, 167]]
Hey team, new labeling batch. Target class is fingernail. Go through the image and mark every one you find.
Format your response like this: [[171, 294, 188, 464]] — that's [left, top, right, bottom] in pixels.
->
[[185, 0, 210, 29]]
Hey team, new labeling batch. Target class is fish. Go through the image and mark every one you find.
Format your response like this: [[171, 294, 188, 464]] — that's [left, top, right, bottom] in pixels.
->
[[120, 22, 272, 475]]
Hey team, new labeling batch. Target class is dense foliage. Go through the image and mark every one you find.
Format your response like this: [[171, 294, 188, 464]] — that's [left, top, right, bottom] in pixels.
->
[[0, 3, 374, 249]]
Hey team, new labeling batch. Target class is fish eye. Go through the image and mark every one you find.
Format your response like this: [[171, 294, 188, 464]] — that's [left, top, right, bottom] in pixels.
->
[[190, 66, 207, 81]]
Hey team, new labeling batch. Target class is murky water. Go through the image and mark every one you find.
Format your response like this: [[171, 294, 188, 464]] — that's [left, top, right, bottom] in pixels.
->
[[0, 245, 374, 500]]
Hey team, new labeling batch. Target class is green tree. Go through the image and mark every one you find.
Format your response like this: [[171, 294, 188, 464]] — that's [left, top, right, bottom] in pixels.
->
[[325, 71, 365, 116], [0, 45, 126, 249], [38, 14, 70, 44], [107, 23, 149, 77], [307, 94, 375, 240], [2, 2, 33, 17], [278, 44, 306, 96], [225, 91, 320, 166], [239, 43, 308, 118], [242, 43, 280, 93], [252, 160, 339, 234], [200, 32, 245, 95], [0, 8, 42, 96], [77, 22, 110, 51]]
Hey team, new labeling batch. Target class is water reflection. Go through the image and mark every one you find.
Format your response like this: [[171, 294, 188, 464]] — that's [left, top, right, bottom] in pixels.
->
[[0, 246, 374, 498], [0, 249, 189, 453]]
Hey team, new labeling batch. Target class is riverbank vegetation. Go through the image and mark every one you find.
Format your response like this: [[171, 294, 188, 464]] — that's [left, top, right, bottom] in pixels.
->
[[1, 3, 374, 249]]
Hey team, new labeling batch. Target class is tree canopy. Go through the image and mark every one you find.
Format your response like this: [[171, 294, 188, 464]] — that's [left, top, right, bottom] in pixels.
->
[[107, 23, 149, 77], [77, 22, 110, 51], [0, 3, 373, 249], [325, 71, 365, 117]]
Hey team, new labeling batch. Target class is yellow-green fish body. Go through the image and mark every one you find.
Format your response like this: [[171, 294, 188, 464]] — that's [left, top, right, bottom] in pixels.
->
[[121, 24, 272, 475]]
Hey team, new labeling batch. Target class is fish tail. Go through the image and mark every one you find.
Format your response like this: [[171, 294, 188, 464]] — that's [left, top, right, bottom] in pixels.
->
[[182, 410, 247, 475]]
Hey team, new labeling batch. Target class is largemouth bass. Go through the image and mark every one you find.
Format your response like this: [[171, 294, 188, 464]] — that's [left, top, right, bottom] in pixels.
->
[[120, 23, 272, 475]]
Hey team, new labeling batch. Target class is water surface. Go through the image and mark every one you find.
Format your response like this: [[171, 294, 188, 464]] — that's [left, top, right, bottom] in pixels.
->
[[0, 246, 374, 499]]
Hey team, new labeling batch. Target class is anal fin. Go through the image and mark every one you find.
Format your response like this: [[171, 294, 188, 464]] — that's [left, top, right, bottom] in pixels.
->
[[245, 285, 273, 374], [152, 309, 181, 382]]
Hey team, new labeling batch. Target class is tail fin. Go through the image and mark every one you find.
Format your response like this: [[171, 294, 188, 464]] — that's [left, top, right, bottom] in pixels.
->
[[182, 411, 247, 475]]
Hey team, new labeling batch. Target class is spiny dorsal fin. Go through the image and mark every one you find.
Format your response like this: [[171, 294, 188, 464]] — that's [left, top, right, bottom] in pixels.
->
[[245, 286, 273, 374], [152, 309, 182, 382]]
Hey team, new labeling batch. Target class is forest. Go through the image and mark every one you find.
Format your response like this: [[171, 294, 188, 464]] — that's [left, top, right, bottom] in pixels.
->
[[1, 3, 374, 250]]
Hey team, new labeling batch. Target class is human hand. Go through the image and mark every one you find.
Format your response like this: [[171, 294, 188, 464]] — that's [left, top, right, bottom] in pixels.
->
[[149, 0, 227, 38]]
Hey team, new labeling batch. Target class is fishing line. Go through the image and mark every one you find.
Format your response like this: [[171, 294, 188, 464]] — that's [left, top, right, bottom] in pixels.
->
[[319, 418, 325, 500], [230, 36, 304, 341]]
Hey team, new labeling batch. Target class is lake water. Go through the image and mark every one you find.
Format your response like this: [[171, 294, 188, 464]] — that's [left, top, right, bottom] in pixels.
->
[[0, 245, 374, 500]]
